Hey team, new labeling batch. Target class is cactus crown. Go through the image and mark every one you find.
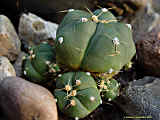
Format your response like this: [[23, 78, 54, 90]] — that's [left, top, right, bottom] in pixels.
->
[[56, 8, 136, 74]]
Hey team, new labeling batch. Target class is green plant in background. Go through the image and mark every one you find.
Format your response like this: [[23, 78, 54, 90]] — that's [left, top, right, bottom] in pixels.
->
[[23, 42, 60, 83], [54, 72, 101, 119], [55, 8, 136, 78]]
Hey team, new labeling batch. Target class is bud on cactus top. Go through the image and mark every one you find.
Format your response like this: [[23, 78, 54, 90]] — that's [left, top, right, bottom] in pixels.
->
[[56, 8, 136, 73], [54, 72, 101, 119]]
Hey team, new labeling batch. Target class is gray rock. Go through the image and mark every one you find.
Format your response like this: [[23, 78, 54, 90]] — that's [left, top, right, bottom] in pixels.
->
[[131, 5, 160, 76], [117, 76, 160, 120], [0, 56, 16, 81], [19, 13, 58, 48], [0, 15, 21, 61], [13, 52, 26, 77]]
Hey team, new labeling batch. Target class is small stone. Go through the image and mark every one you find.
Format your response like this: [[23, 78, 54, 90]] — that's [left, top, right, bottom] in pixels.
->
[[81, 18, 88, 22], [58, 37, 63, 44], [0, 56, 16, 81]]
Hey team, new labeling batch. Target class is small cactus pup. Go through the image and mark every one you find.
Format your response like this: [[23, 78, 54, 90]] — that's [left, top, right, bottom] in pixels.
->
[[54, 72, 101, 119], [56, 8, 136, 75], [98, 78, 119, 101], [23, 42, 60, 83]]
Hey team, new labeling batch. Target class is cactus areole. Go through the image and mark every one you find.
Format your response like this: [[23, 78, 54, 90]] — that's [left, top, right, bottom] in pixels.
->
[[56, 8, 136, 73]]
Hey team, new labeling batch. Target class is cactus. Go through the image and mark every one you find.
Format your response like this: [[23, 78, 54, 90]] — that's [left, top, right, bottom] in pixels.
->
[[23, 42, 60, 83], [54, 72, 101, 119], [98, 78, 119, 101], [56, 8, 136, 74]]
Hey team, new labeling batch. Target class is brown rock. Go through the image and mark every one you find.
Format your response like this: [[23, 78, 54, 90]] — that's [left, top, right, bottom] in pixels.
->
[[131, 5, 160, 76], [0, 15, 21, 61], [0, 77, 58, 120], [0, 56, 16, 81]]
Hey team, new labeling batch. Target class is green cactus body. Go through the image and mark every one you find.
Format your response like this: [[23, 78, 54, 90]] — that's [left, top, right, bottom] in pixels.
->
[[23, 42, 57, 83], [54, 72, 101, 119], [99, 79, 119, 101], [56, 9, 136, 73]]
